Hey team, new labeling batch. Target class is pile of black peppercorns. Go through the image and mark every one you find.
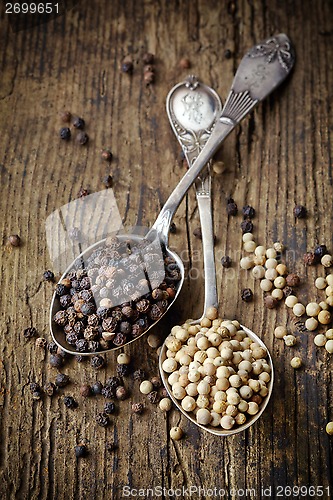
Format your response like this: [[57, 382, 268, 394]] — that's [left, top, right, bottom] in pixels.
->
[[53, 236, 181, 353]]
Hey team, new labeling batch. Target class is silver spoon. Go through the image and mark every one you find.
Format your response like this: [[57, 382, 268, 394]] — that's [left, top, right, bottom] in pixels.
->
[[50, 33, 295, 356]]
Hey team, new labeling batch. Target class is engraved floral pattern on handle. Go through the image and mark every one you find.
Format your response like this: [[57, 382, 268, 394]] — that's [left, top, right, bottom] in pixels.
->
[[247, 36, 293, 72]]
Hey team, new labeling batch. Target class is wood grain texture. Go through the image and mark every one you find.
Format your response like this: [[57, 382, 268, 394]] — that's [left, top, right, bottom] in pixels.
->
[[0, 0, 332, 498]]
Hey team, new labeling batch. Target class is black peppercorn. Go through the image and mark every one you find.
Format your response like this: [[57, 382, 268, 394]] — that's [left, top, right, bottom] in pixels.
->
[[74, 444, 88, 458], [42, 270, 54, 282], [7, 234, 21, 247], [49, 354, 64, 368], [75, 355, 85, 363], [80, 384, 92, 397], [142, 52, 154, 64], [72, 117, 85, 129], [106, 376, 122, 390], [119, 321, 132, 335], [314, 244, 328, 261], [116, 363, 130, 377], [60, 111, 71, 123], [286, 273, 301, 287], [55, 373, 70, 387], [75, 339, 89, 352], [150, 376, 162, 389], [193, 227, 202, 239], [60, 294, 72, 308], [170, 222, 177, 234], [264, 296, 278, 309], [133, 369, 146, 381], [132, 402, 144, 414], [63, 396, 78, 409], [116, 386, 129, 401], [101, 149, 113, 162], [294, 205, 307, 219], [241, 288, 253, 302], [221, 256, 232, 268], [23, 327, 37, 339], [242, 205, 255, 219], [44, 382, 56, 396], [121, 61, 133, 73], [224, 49, 232, 59], [113, 332, 128, 346], [227, 198, 238, 216], [95, 412, 110, 427], [48, 342, 58, 354], [91, 381, 103, 395], [101, 386, 115, 399], [60, 127, 71, 140], [104, 401, 116, 414], [147, 391, 159, 404], [91, 355, 106, 370], [55, 284, 68, 297], [240, 219, 254, 234], [76, 131, 89, 145], [283, 286, 293, 297], [29, 382, 41, 393]]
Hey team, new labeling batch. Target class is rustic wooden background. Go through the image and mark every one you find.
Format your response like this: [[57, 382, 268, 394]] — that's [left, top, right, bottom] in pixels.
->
[[0, 0, 332, 498]]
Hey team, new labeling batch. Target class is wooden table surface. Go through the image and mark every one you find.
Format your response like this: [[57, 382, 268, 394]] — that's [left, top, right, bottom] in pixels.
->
[[1, 1, 333, 498]]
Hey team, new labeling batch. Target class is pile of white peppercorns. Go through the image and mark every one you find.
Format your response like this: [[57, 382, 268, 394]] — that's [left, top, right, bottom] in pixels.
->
[[161, 306, 271, 431]]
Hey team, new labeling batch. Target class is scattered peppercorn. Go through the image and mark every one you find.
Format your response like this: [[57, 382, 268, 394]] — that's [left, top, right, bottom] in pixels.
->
[[49, 354, 64, 368], [23, 327, 37, 339], [116, 386, 129, 401], [241, 288, 253, 302], [74, 444, 88, 458], [60, 127, 71, 140], [72, 117, 85, 129], [43, 270, 54, 282], [143, 52, 154, 64], [35, 337, 47, 349], [242, 205, 255, 219], [55, 373, 70, 388], [91, 355, 106, 370], [48, 342, 58, 354], [91, 381, 103, 395], [294, 205, 307, 219], [224, 49, 232, 59], [121, 61, 134, 73], [95, 412, 110, 427], [101, 148, 113, 162], [303, 252, 316, 266], [170, 222, 177, 234], [226, 198, 238, 216], [133, 369, 146, 381], [104, 401, 116, 414], [221, 256, 232, 268], [313, 244, 328, 261], [63, 395, 78, 409], [116, 363, 130, 377], [283, 286, 294, 297], [286, 273, 301, 287], [102, 174, 113, 188], [60, 111, 71, 123], [179, 58, 191, 69], [147, 390, 159, 404], [150, 376, 162, 389], [240, 219, 254, 234], [78, 384, 91, 397], [131, 402, 144, 414], [29, 382, 41, 393], [193, 227, 202, 239], [76, 131, 89, 145], [44, 382, 56, 396], [264, 296, 278, 309], [7, 234, 21, 247]]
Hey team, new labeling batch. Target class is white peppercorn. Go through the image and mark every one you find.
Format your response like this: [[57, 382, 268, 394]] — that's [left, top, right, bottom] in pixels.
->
[[247, 402, 259, 415], [273, 241, 285, 253], [315, 277, 327, 290], [252, 265, 265, 280], [172, 385, 186, 400], [196, 337, 210, 351], [213, 400, 227, 414], [274, 276, 286, 289], [319, 301, 329, 311], [293, 303, 305, 317], [253, 255, 266, 266], [240, 256, 254, 270], [274, 326, 288, 339], [200, 317, 211, 328], [326, 286, 333, 296], [206, 306, 218, 320], [229, 374, 242, 388], [225, 405, 238, 417], [159, 398, 172, 411], [265, 268, 278, 281], [237, 400, 249, 412], [181, 395, 196, 412], [214, 390, 227, 402], [326, 422, 333, 435], [305, 302, 321, 317], [325, 340, 333, 353], [260, 279, 273, 292], [168, 372, 179, 386], [285, 295, 298, 308], [235, 413, 247, 425], [197, 380, 210, 395], [117, 352, 131, 364], [243, 240, 256, 253], [221, 415, 235, 430], [239, 385, 253, 400], [321, 254, 333, 267], [254, 245, 266, 257], [162, 358, 178, 373], [186, 383, 198, 397], [259, 385, 269, 397], [165, 337, 182, 352], [248, 379, 260, 393], [265, 258, 278, 269], [276, 263, 288, 275], [314, 334, 326, 347], [266, 248, 277, 259], [242, 232, 254, 243], [325, 329, 333, 340], [259, 372, 270, 383], [326, 296, 333, 307], [170, 426, 183, 440], [305, 317, 318, 331], [284, 335, 297, 346], [196, 394, 209, 408], [140, 380, 153, 394], [318, 310, 331, 325], [271, 288, 284, 300], [290, 356, 302, 369], [326, 274, 333, 287], [210, 411, 222, 427]]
